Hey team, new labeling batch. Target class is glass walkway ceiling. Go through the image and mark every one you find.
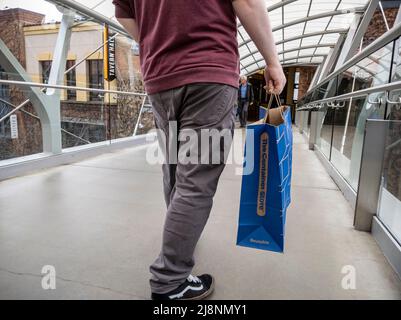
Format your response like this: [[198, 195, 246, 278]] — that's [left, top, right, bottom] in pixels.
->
[[239, 0, 369, 73], [43, 0, 370, 74]]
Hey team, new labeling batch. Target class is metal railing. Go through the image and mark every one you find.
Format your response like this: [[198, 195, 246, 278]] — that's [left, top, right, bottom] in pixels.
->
[[0, 79, 146, 99], [0, 79, 147, 125], [296, 80, 401, 111], [45, 0, 131, 39]]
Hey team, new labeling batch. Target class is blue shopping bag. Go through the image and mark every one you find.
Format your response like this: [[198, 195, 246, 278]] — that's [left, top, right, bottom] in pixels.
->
[[236, 95, 293, 253]]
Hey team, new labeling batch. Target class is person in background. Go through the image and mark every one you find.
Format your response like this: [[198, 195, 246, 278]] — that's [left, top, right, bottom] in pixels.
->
[[238, 75, 254, 127], [113, 0, 286, 300]]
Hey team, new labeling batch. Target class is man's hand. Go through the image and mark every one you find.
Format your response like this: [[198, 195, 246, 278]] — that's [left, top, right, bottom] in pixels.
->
[[265, 63, 286, 94], [233, 0, 286, 93]]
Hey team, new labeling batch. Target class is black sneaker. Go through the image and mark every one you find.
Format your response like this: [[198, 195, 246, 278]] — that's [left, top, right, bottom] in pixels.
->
[[151, 274, 214, 300]]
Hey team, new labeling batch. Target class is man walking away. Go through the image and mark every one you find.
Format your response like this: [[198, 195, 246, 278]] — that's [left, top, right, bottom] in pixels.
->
[[113, 0, 286, 300], [238, 75, 254, 127]]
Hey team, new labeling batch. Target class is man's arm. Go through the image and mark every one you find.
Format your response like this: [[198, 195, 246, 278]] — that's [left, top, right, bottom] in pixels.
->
[[233, 0, 286, 94], [113, 0, 139, 42], [117, 18, 139, 43]]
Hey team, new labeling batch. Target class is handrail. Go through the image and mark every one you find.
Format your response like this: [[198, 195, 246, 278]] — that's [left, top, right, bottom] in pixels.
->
[[304, 22, 401, 99], [386, 91, 401, 105], [45, 0, 131, 39], [0, 79, 147, 97], [296, 80, 401, 111]]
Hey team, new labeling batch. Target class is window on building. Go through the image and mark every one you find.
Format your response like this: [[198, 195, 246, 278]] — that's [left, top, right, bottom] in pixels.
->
[[40, 60, 52, 84], [87, 59, 104, 102], [65, 60, 76, 101]]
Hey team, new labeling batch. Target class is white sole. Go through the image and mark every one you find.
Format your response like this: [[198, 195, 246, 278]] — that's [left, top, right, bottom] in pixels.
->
[[181, 276, 215, 301]]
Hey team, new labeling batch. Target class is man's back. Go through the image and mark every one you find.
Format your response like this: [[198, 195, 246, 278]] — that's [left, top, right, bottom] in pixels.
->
[[113, 0, 239, 94]]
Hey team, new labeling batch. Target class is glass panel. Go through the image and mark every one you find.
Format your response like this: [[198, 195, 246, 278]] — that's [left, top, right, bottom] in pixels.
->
[[316, 106, 334, 159], [377, 120, 401, 245], [314, 47, 331, 55], [0, 0, 153, 154], [337, 41, 393, 95], [304, 17, 331, 34], [355, 42, 393, 89], [302, 36, 325, 46], [338, 0, 370, 10], [298, 48, 317, 56], [330, 96, 386, 190], [61, 89, 108, 148], [316, 81, 330, 100], [310, 57, 325, 64], [386, 89, 401, 120], [104, 26, 152, 140], [337, 66, 357, 96], [0, 74, 43, 160], [284, 40, 302, 50], [387, 37, 401, 119], [310, 1, 337, 15], [299, 110, 308, 134], [328, 13, 355, 30], [320, 33, 341, 44], [110, 92, 155, 141], [302, 110, 312, 137]]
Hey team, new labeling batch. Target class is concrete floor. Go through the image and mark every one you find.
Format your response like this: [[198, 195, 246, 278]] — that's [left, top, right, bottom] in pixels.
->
[[0, 129, 401, 299]]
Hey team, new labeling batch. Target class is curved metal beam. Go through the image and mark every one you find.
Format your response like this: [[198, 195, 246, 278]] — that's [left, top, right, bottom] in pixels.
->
[[281, 63, 320, 67], [280, 54, 326, 64], [276, 28, 348, 46], [241, 54, 327, 70], [46, 0, 131, 38], [0, 79, 147, 97], [241, 42, 336, 63], [278, 44, 335, 56], [242, 54, 327, 74], [267, 0, 298, 12]]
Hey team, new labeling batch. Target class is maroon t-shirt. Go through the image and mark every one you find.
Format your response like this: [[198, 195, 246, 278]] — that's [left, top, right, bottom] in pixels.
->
[[113, 0, 240, 94]]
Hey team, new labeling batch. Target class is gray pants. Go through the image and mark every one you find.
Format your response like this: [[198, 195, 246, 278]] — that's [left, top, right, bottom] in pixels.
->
[[148, 83, 237, 294]]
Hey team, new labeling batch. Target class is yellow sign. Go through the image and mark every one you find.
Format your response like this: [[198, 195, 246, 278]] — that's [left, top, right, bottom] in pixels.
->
[[103, 25, 116, 82]]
